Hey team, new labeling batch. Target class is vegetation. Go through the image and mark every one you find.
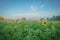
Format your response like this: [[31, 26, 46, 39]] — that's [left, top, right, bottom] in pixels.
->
[[47, 15, 60, 21], [0, 21, 60, 40]]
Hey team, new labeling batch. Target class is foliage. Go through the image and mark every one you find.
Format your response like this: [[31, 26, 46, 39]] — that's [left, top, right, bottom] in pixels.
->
[[0, 21, 60, 40]]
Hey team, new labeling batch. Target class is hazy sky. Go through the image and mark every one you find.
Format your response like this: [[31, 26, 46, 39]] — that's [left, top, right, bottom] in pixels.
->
[[0, 0, 60, 19]]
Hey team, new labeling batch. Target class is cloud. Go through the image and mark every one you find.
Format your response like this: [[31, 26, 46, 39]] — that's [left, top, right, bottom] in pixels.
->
[[40, 4, 46, 8], [30, 5, 37, 11]]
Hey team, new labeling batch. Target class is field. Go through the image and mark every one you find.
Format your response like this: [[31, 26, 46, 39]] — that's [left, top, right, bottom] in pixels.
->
[[0, 21, 60, 40]]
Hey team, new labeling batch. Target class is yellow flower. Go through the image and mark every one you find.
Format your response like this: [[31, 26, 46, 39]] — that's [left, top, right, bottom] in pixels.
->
[[51, 25, 54, 30], [42, 21, 47, 26]]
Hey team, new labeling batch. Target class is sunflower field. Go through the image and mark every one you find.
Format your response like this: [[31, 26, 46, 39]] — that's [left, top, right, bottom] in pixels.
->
[[0, 21, 60, 40]]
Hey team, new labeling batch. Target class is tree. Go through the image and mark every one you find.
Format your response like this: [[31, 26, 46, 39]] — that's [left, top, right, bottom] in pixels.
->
[[55, 15, 60, 21], [0, 16, 4, 21], [47, 17, 50, 21], [50, 15, 60, 21], [21, 18, 27, 22], [40, 18, 45, 21]]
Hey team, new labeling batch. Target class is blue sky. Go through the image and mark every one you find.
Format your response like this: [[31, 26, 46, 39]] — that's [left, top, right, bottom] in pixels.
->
[[0, 0, 60, 19]]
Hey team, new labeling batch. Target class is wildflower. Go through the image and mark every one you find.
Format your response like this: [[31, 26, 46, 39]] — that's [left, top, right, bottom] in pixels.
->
[[42, 21, 47, 26]]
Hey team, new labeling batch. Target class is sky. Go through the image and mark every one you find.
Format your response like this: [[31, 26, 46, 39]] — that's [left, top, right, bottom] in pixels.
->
[[0, 0, 60, 19]]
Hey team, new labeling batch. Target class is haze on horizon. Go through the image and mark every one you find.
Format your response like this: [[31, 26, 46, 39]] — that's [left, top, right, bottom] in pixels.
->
[[0, 0, 60, 19]]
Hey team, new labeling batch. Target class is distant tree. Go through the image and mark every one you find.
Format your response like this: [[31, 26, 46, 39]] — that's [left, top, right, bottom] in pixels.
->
[[15, 19, 20, 22], [47, 17, 50, 21], [50, 15, 60, 21], [55, 15, 60, 21], [50, 16, 56, 21], [0, 16, 4, 21], [21, 18, 27, 22], [40, 18, 45, 21]]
